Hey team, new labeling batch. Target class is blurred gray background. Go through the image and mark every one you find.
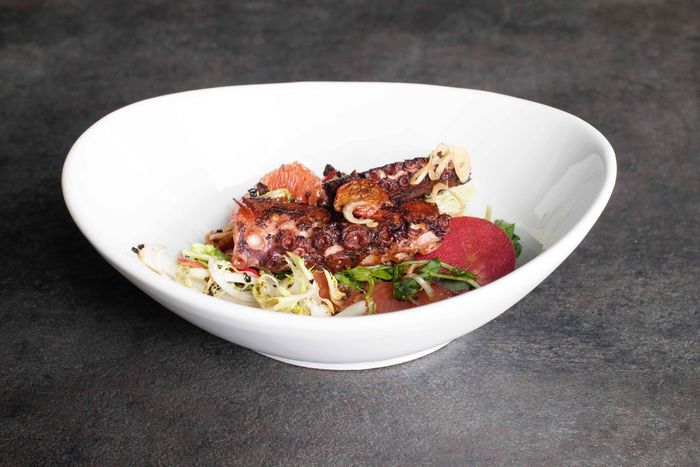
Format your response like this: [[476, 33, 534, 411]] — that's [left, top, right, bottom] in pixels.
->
[[1, 1, 698, 464]]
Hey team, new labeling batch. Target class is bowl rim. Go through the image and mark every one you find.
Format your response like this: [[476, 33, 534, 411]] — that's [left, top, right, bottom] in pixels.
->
[[62, 81, 617, 331]]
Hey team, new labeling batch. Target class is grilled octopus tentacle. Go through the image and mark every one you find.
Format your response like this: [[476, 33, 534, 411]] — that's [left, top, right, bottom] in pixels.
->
[[223, 197, 451, 272], [228, 198, 332, 271], [205, 151, 466, 273], [323, 156, 463, 204]]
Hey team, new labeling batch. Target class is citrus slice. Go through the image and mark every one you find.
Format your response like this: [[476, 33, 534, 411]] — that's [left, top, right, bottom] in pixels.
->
[[259, 161, 325, 205]]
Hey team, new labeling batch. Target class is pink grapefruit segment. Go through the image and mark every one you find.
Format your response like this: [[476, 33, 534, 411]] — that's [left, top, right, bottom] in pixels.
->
[[259, 161, 325, 205]]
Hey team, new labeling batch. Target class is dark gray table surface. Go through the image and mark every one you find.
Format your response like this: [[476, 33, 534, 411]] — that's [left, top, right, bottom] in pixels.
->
[[2, 1, 698, 464]]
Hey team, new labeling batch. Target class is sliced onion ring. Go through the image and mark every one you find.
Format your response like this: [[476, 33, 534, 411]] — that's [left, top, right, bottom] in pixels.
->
[[335, 300, 368, 317], [410, 163, 431, 185], [427, 182, 465, 212], [208, 258, 257, 304], [405, 263, 421, 275], [452, 145, 471, 183], [322, 269, 347, 305], [137, 244, 176, 277], [409, 144, 471, 186], [430, 155, 452, 181], [342, 202, 378, 228], [405, 273, 436, 300]]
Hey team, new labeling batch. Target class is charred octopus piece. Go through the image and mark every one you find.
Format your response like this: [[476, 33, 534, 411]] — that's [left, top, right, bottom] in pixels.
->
[[359, 200, 451, 265], [205, 223, 235, 252], [323, 156, 462, 204], [228, 197, 332, 272], [222, 197, 451, 273], [322, 164, 345, 183], [333, 179, 391, 227]]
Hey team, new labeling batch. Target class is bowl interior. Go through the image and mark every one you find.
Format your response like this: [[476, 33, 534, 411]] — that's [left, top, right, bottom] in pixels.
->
[[64, 82, 611, 300]]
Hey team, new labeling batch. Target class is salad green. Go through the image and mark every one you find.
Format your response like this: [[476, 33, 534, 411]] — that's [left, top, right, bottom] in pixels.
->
[[136, 216, 521, 316], [494, 219, 522, 257], [334, 258, 480, 305]]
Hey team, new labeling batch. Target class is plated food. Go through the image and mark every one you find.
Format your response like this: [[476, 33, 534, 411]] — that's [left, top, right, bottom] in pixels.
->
[[136, 144, 521, 316], [63, 82, 615, 367]]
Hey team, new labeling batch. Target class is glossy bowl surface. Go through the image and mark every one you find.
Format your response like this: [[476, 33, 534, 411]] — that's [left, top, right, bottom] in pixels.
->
[[62, 82, 616, 369]]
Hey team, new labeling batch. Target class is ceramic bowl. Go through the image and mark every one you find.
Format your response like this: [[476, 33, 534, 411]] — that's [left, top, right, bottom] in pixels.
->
[[62, 82, 616, 370]]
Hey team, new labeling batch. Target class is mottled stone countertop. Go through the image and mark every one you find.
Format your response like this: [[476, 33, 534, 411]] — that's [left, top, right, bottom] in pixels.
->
[[1, 1, 697, 464]]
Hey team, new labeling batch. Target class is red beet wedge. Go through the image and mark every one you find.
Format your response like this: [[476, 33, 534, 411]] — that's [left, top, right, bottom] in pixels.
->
[[417, 216, 516, 286]]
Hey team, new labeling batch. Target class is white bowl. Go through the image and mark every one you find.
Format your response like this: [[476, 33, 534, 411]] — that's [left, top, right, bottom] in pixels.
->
[[62, 82, 616, 370]]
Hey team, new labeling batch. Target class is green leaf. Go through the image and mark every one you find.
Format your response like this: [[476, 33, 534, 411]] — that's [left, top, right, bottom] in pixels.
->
[[335, 272, 364, 292], [390, 263, 402, 282], [418, 258, 442, 281], [337, 259, 479, 303], [335, 266, 395, 313], [369, 267, 394, 281], [189, 243, 230, 261], [437, 279, 472, 292], [337, 265, 394, 284], [440, 262, 478, 279], [392, 277, 421, 301], [346, 266, 374, 282], [259, 188, 293, 201], [495, 219, 522, 258], [495, 219, 514, 237]]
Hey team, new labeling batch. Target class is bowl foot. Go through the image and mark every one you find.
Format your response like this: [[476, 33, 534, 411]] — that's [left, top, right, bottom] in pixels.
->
[[258, 341, 451, 370]]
